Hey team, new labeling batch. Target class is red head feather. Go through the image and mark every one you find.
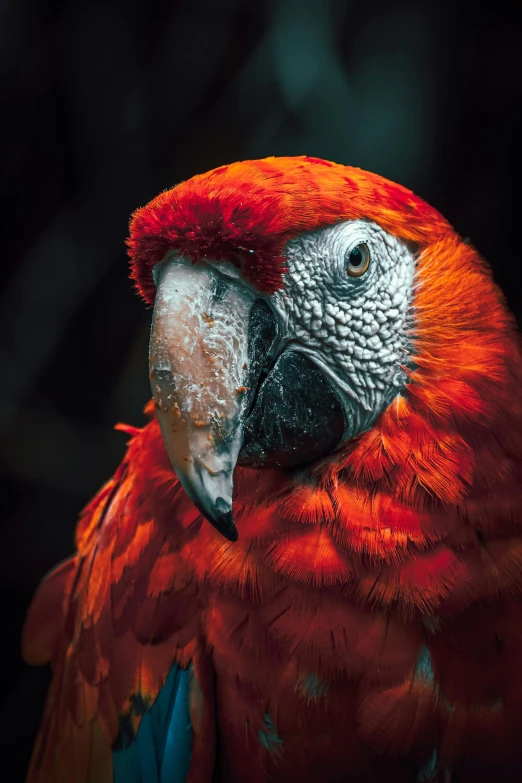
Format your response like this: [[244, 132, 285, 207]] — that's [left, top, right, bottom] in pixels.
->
[[127, 155, 451, 303]]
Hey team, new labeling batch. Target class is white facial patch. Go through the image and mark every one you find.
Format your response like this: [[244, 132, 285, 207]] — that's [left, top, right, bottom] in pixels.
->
[[271, 220, 416, 439]]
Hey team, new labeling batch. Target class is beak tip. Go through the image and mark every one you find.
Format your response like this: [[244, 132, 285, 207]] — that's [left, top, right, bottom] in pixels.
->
[[221, 519, 239, 543], [195, 502, 239, 542], [210, 510, 239, 542]]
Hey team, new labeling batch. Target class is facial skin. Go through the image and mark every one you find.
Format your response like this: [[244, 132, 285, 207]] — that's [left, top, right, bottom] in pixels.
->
[[270, 219, 416, 439]]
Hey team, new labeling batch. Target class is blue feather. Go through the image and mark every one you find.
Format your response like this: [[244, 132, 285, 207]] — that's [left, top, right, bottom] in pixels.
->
[[298, 672, 330, 702], [414, 646, 435, 685], [258, 713, 284, 757], [417, 750, 439, 782], [113, 663, 193, 783]]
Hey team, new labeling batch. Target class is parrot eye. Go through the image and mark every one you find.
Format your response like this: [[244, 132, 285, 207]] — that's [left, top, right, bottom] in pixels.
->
[[346, 242, 370, 277]]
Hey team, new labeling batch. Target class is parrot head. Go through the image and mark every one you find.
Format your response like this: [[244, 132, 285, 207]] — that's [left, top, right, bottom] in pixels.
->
[[127, 156, 514, 542]]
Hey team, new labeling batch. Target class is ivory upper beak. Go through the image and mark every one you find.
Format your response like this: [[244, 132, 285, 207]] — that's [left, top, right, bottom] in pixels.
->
[[149, 256, 257, 541]]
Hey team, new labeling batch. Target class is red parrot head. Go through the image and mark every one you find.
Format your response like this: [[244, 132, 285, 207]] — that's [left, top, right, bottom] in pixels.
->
[[127, 156, 518, 541]]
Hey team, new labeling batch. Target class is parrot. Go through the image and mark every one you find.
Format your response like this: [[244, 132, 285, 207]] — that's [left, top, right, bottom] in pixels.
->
[[22, 156, 522, 783]]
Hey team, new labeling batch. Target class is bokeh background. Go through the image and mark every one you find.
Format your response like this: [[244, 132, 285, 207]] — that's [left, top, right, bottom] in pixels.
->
[[1, 0, 521, 778]]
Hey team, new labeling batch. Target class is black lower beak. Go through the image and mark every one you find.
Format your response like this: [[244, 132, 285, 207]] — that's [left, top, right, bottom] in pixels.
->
[[239, 350, 345, 469]]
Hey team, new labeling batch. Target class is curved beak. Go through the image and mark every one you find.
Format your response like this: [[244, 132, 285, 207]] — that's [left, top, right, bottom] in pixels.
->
[[149, 256, 261, 542]]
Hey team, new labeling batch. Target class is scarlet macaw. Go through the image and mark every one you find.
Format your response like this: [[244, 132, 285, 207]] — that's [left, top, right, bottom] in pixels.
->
[[23, 156, 522, 782]]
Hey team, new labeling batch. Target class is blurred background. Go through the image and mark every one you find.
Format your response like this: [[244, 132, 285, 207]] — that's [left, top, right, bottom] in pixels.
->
[[1, 0, 521, 778]]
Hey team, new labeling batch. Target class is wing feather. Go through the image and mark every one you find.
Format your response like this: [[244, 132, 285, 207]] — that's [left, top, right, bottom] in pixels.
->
[[23, 415, 208, 783]]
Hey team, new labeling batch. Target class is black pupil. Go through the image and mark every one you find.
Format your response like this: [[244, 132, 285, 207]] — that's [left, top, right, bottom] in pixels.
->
[[350, 246, 363, 266]]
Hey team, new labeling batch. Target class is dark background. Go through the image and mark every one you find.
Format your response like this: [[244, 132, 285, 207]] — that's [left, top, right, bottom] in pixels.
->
[[1, 0, 521, 779]]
